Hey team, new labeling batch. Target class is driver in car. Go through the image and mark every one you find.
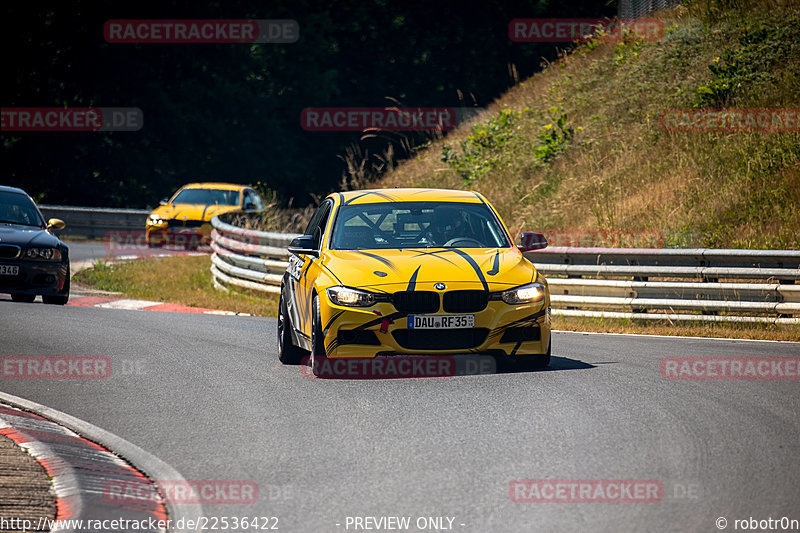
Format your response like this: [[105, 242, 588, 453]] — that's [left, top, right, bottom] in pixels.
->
[[429, 206, 467, 246]]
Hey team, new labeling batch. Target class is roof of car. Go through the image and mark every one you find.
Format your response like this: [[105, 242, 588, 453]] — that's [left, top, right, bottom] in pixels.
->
[[180, 183, 248, 191], [333, 188, 486, 205], [0, 185, 30, 195]]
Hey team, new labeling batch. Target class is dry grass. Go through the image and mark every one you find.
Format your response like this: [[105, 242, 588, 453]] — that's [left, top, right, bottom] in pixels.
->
[[377, 2, 800, 249], [553, 315, 800, 342], [75, 255, 280, 317]]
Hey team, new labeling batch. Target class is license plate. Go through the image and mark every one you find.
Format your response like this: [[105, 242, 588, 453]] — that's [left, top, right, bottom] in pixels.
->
[[407, 314, 475, 329], [0, 265, 19, 276]]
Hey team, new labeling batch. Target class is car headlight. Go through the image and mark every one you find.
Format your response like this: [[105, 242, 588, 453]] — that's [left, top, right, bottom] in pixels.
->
[[501, 282, 546, 304], [24, 248, 62, 261], [147, 214, 166, 225], [327, 286, 387, 307]]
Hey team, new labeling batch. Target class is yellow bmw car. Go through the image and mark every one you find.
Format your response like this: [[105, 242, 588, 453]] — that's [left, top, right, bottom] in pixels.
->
[[278, 188, 551, 371], [146, 182, 264, 248]]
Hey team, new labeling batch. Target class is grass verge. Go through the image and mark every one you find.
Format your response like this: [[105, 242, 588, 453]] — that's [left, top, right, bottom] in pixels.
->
[[75, 255, 797, 341], [555, 315, 799, 342], [75, 255, 279, 317]]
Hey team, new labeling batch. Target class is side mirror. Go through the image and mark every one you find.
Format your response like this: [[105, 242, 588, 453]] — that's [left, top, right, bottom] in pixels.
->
[[288, 235, 318, 257], [518, 231, 548, 252], [159, 198, 169, 206], [47, 218, 66, 231]]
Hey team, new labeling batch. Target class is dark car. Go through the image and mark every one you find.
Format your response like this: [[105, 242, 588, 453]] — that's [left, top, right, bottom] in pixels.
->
[[0, 186, 70, 304]]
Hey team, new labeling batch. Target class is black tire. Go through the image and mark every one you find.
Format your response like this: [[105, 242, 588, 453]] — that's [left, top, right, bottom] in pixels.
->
[[43, 273, 70, 305], [10, 293, 35, 303], [43, 294, 69, 305], [308, 295, 328, 376], [311, 295, 326, 357], [278, 291, 305, 364], [516, 339, 551, 371]]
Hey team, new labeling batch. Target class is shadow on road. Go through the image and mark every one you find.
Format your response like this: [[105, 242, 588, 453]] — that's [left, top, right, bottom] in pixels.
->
[[495, 355, 597, 375], [297, 354, 597, 380]]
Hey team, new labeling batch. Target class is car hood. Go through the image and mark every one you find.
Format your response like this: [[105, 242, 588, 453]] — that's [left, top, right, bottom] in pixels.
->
[[321, 247, 536, 291], [0, 224, 64, 248], [150, 203, 239, 222]]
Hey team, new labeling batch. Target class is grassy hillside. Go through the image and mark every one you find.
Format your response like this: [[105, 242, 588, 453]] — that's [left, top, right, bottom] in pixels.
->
[[376, 0, 800, 249]]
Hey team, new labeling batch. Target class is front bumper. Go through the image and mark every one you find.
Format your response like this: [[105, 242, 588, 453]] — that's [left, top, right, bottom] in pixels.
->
[[319, 284, 551, 357], [146, 223, 211, 247], [0, 260, 69, 296]]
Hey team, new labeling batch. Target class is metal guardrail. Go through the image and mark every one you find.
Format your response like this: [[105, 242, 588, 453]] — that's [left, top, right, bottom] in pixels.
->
[[527, 247, 800, 324], [210, 212, 299, 295], [39, 204, 150, 240], [210, 215, 800, 324]]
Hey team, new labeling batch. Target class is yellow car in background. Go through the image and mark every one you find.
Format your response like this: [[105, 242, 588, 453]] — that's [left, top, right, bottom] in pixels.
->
[[278, 188, 552, 372], [146, 183, 264, 248]]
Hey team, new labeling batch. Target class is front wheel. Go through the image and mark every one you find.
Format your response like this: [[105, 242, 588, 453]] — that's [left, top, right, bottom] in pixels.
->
[[43, 275, 69, 305], [43, 294, 69, 305], [310, 295, 327, 357], [516, 340, 551, 370], [308, 295, 328, 376], [278, 292, 305, 365]]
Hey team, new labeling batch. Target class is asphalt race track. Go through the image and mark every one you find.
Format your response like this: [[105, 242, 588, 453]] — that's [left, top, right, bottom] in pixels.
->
[[67, 241, 207, 262], [1, 299, 798, 533]]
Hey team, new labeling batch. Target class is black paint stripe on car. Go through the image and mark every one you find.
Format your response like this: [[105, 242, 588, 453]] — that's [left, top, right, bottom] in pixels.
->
[[486, 250, 500, 276], [326, 338, 340, 354], [323, 310, 345, 337], [510, 340, 523, 356], [343, 191, 396, 205], [488, 308, 547, 339], [446, 249, 489, 292], [411, 249, 458, 266], [407, 265, 421, 291], [353, 250, 399, 272], [354, 311, 407, 331]]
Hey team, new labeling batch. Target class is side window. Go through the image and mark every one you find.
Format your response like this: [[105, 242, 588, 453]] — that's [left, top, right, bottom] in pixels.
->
[[304, 200, 332, 250], [311, 204, 331, 250], [304, 203, 327, 235]]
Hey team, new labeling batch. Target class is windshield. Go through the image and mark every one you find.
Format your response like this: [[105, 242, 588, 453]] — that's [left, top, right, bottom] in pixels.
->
[[330, 201, 510, 250], [171, 188, 239, 206], [0, 191, 45, 227]]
